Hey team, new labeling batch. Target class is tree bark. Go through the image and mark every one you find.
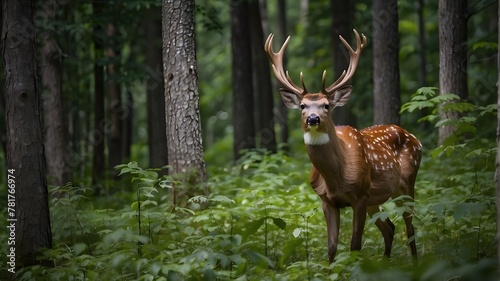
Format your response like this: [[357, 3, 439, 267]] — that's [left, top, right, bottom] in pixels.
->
[[438, 0, 468, 144], [92, 1, 105, 188], [122, 89, 132, 162], [40, 1, 71, 187], [276, 0, 289, 150], [372, 0, 401, 125], [105, 22, 123, 174], [495, 0, 500, 270], [162, 0, 207, 204], [0, 8, 5, 155], [2, 0, 52, 271], [249, 0, 276, 152], [331, 0, 356, 127], [145, 6, 168, 171], [416, 0, 432, 131], [231, 0, 255, 159]]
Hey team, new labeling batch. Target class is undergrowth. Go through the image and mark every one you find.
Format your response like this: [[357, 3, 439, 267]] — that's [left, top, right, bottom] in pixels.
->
[[0, 87, 498, 280]]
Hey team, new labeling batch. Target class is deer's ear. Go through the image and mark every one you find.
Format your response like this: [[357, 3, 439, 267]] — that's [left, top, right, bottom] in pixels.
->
[[279, 89, 302, 109], [328, 85, 352, 108]]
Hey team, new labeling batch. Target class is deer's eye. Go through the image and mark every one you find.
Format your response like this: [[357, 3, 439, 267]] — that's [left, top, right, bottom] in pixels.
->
[[300, 104, 306, 110], [324, 104, 330, 110]]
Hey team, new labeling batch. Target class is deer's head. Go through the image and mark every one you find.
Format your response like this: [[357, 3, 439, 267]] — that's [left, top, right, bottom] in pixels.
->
[[265, 30, 366, 145]]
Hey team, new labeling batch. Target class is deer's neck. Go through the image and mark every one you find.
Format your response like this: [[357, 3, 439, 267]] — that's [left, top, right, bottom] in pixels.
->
[[306, 122, 347, 196]]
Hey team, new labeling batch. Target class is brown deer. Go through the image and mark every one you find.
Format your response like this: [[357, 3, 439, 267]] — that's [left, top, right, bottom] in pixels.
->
[[264, 30, 421, 263]]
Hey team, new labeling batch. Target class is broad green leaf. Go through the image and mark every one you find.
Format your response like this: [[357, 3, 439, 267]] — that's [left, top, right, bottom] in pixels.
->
[[245, 217, 266, 236], [272, 217, 286, 230], [184, 226, 195, 236], [230, 234, 242, 246]]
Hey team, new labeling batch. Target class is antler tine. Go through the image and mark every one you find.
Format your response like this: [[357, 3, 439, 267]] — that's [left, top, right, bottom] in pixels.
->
[[265, 33, 306, 97], [323, 29, 367, 95]]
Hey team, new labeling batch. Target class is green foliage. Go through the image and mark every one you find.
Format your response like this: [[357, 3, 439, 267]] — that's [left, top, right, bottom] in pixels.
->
[[5, 136, 496, 280], [401, 86, 497, 157]]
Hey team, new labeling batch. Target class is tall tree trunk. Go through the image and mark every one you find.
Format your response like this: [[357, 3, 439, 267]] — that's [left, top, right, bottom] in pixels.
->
[[92, 1, 105, 188], [438, 0, 468, 144], [372, 0, 401, 125], [276, 0, 289, 150], [2, 0, 52, 272], [249, 0, 276, 152], [331, 0, 356, 126], [162, 0, 207, 204], [145, 6, 168, 171], [417, 0, 431, 131], [0, 2, 5, 155], [40, 1, 71, 187], [495, 0, 500, 270], [231, 0, 255, 160], [300, 0, 308, 27], [105, 22, 123, 174], [122, 89, 132, 162]]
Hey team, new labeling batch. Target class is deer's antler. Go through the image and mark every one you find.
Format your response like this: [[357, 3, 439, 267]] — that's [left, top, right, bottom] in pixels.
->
[[322, 29, 367, 95], [265, 33, 307, 97]]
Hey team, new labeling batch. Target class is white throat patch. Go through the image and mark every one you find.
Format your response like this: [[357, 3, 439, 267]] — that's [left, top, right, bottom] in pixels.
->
[[304, 130, 330, 145]]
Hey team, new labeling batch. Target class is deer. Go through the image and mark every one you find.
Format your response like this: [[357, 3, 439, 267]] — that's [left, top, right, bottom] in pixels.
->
[[264, 30, 422, 263]]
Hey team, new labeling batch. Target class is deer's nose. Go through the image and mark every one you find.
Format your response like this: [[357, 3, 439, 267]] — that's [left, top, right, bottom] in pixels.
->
[[306, 113, 320, 126]]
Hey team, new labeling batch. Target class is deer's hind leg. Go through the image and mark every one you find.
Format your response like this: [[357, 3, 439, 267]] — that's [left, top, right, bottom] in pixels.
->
[[367, 205, 395, 257]]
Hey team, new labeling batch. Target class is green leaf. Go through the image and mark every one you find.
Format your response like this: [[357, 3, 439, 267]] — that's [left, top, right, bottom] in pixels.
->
[[210, 195, 235, 204], [230, 234, 242, 246], [429, 93, 460, 103], [184, 226, 195, 236], [416, 86, 439, 97], [142, 199, 158, 208], [188, 195, 209, 204], [72, 243, 87, 255], [245, 217, 266, 236], [131, 201, 139, 210], [472, 41, 497, 51], [272, 217, 287, 230]]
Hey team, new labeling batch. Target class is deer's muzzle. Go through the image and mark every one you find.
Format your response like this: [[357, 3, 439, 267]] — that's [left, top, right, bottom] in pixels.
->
[[306, 113, 320, 126]]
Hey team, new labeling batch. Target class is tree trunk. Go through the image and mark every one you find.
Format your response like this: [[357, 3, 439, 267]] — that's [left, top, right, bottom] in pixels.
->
[[40, 1, 71, 187], [231, 0, 255, 159], [145, 6, 168, 171], [92, 1, 105, 188], [438, 0, 468, 144], [162, 0, 207, 204], [122, 89, 132, 162], [2, 0, 52, 272], [0, 0, 5, 155], [105, 22, 123, 174], [495, 0, 500, 270], [249, 0, 276, 152], [331, 0, 356, 127], [417, 0, 431, 131], [276, 0, 289, 150], [372, 0, 401, 125]]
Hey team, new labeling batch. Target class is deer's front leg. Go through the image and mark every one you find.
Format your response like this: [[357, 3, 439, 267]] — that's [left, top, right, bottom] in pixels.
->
[[322, 201, 340, 263], [350, 198, 368, 251]]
